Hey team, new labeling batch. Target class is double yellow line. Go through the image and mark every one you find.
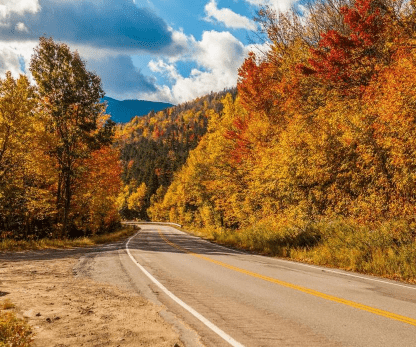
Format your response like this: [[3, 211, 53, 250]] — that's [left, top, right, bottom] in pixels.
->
[[159, 230, 416, 327]]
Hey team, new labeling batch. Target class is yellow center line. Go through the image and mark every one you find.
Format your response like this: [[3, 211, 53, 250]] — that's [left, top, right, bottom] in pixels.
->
[[158, 230, 416, 327]]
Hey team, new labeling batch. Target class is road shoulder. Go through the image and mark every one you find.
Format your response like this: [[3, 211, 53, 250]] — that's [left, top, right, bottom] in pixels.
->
[[0, 254, 184, 347]]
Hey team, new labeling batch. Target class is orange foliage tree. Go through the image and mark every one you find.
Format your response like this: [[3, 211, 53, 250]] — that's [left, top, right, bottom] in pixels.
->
[[72, 146, 121, 235], [151, 0, 416, 235]]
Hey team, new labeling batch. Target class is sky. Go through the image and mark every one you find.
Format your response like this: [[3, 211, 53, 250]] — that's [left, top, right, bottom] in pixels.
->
[[0, 0, 297, 104]]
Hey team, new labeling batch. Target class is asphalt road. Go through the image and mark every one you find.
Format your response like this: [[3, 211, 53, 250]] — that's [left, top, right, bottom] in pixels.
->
[[77, 224, 416, 347]]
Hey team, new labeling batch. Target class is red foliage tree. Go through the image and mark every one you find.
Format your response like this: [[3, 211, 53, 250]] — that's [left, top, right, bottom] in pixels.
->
[[238, 52, 277, 113], [301, 0, 390, 93]]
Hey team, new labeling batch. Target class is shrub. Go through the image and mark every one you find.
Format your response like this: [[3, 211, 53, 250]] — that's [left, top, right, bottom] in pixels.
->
[[0, 310, 33, 347]]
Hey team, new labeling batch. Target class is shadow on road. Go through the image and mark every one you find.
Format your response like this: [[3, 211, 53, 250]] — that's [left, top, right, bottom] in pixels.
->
[[0, 228, 241, 262], [0, 241, 127, 262], [128, 229, 242, 257]]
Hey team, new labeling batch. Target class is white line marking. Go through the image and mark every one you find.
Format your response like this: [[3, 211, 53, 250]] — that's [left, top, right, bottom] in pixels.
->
[[126, 231, 246, 347], [287, 263, 416, 290], [136, 223, 416, 292], [123, 221, 182, 228]]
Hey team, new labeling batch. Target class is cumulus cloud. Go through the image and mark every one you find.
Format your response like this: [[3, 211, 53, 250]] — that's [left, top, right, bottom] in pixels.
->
[[0, 0, 265, 103], [204, 0, 257, 31], [0, 42, 161, 99], [0, 0, 181, 54], [244, 0, 296, 13], [0, 41, 36, 78], [149, 59, 182, 81], [0, 0, 189, 98], [0, 0, 41, 18], [15, 22, 29, 32], [0, 47, 26, 77], [87, 54, 157, 100], [144, 30, 249, 104], [196, 30, 246, 72]]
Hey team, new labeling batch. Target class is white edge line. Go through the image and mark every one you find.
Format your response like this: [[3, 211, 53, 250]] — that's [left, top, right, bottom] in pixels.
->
[[126, 231, 246, 347], [123, 221, 182, 228], [293, 264, 416, 290], [135, 224, 416, 292]]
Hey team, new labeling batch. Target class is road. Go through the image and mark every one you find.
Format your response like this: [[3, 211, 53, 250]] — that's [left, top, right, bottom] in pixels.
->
[[78, 223, 416, 347]]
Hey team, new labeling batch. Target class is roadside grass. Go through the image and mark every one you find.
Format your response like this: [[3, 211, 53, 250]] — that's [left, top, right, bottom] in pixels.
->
[[0, 300, 34, 347], [0, 226, 138, 252], [185, 219, 416, 284], [0, 300, 15, 310]]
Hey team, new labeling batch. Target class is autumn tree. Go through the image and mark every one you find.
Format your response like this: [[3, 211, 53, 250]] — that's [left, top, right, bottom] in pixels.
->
[[116, 89, 233, 220], [127, 182, 147, 213], [30, 37, 115, 236], [0, 72, 37, 235], [72, 145, 122, 234], [150, 0, 416, 233]]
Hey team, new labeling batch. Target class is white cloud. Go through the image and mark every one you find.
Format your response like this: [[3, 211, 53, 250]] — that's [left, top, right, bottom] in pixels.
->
[[0, 0, 40, 18], [196, 30, 246, 72], [0, 0, 267, 103], [159, 28, 190, 58], [0, 26, 188, 100], [0, 41, 36, 78], [0, 0, 188, 97], [204, 0, 257, 31], [148, 59, 182, 81], [270, 0, 295, 12], [144, 30, 251, 104], [15, 22, 29, 32], [140, 85, 176, 104], [0, 0, 179, 55], [86, 54, 158, 100], [170, 69, 234, 104], [244, 0, 296, 13], [0, 47, 23, 77], [246, 41, 271, 57]]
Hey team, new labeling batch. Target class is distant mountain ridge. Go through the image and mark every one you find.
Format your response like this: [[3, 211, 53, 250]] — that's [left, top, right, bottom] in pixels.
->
[[102, 96, 174, 123], [116, 87, 238, 220]]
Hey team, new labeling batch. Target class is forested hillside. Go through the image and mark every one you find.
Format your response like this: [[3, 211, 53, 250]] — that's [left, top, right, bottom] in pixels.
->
[[148, 0, 416, 282], [3, 0, 416, 282], [116, 88, 237, 219]]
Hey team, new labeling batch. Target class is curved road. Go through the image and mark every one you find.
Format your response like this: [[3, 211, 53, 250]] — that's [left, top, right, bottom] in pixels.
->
[[78, 223, 416, 347]]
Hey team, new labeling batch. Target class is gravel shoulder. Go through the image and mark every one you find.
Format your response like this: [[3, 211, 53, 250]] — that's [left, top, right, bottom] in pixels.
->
[[0, 245, 183, 347]]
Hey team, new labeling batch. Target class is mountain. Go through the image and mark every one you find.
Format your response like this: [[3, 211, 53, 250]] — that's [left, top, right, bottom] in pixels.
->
[[116, 87, 237, 219], [102, 96, 174, 123]]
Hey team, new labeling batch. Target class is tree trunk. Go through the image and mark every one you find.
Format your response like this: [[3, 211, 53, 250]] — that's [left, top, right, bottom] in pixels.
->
[[62, 170, 71, 238]]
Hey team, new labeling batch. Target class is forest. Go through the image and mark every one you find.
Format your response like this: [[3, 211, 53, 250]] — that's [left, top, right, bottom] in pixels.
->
[[0, 37, 120, 239], [2, 0, 416, 282], [116, 88, 236, 220], [2, 1, 416, 345], [144, 0, 416, 281]]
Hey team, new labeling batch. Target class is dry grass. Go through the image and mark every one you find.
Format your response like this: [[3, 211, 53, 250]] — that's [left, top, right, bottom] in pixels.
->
[[186, 219, 416, 284], [0, 299, 15, 310], [0, 226, 138, 252], [0, 301, 34, 347]]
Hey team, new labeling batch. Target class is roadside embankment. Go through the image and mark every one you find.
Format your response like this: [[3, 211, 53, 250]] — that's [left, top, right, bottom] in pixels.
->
[[183, 219, 416, 284], [0, 226, 138, 252], [0, 234, 184, 347]]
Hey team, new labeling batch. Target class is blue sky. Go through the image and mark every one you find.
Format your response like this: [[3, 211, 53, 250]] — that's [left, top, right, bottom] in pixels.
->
[[0, 0, 295, 104]]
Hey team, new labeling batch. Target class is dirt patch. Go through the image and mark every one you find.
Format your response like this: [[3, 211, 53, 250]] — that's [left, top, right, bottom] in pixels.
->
[[0, 258, 183, 347]]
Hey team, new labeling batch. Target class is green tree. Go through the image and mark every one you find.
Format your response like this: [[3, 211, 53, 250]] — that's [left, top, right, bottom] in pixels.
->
[[30, 37, 114, 236]]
